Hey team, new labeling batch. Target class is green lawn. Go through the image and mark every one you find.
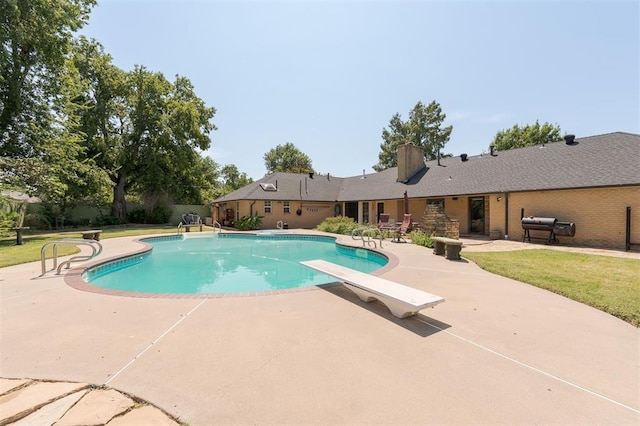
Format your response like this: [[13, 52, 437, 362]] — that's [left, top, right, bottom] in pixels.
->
[[0, 225, 178, 268], [463, 249, 640, 327]]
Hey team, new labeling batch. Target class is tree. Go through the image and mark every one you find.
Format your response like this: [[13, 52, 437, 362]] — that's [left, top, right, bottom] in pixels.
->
[[221, 164, 253, 192], [0, 0, 96, 157], [263, 142, 313, 174], [70, 40, 217, 219], [373, 101, 452, 171], [491, 121, 562, 151], [0, 0, 101, 211]]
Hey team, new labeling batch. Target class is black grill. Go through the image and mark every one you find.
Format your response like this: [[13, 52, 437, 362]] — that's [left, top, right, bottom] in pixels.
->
[[522, 217, 575, 244]]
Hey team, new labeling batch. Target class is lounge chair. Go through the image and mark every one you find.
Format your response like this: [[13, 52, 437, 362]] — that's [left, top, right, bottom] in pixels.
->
[[399, 214, 413, 234], [377, 213, 390, 229]]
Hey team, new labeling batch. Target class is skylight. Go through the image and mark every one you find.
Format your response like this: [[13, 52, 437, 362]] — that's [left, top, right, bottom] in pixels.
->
[[259, 183, 277, 191]]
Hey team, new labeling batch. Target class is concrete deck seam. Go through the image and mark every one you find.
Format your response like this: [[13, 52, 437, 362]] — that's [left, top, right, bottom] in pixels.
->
[[400, 265, 488, 276], [417, 317, 640, 415], [103, 299, 208, 386]]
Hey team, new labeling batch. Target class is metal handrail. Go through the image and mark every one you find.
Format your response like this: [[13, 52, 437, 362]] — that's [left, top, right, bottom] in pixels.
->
[[213, 220, 222, 233], [40, 239, 103, 276], [351, 226, 369, 240], [177, 222, 183, 234], [362, 228, 384, 248], [351, 226, 383, 248]]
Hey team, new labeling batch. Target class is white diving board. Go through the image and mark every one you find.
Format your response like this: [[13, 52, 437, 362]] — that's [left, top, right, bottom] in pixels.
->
[[300, 259, 445, 318]]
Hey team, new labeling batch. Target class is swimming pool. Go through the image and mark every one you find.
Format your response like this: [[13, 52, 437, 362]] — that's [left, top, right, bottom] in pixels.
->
[[83, 234, 388, 295]]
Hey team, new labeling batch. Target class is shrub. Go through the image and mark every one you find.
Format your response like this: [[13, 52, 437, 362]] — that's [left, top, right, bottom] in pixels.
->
[[408, 230, 433, 247], [235, 213, 263, 231], [315, 216, 360, 235], [148, 204, 171, 224], [126, 204, 171, 224], [127, 208, 147, 224], [95, 214, 126, 226]]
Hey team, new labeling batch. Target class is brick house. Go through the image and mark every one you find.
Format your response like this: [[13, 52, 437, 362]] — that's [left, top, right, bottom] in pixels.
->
[[211, 132, 640, 250]]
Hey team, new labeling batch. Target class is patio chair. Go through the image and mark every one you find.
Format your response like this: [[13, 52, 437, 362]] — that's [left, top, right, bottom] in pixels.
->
[[377, 213, 390, 229], [391, 214, 413, 243], [399, 214, 413, 235]]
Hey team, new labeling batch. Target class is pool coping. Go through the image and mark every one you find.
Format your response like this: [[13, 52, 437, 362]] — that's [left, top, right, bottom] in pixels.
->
[[63, 231, 400, 299]]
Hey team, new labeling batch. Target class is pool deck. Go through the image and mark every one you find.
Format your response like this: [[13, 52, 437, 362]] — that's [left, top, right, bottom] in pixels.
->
[[1, 231, 639, 425]]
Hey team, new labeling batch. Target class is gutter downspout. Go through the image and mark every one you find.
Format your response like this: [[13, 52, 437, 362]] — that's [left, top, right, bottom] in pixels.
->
[[504, 192, 510, 240], [250, 201, 256, 216]]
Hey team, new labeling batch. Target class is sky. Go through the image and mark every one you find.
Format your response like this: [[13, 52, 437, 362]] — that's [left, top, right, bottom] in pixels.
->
[[81, 0, 640, 180]]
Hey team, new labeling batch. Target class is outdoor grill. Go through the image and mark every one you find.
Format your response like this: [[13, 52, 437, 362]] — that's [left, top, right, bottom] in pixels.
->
[[521, 216, 575, 244]]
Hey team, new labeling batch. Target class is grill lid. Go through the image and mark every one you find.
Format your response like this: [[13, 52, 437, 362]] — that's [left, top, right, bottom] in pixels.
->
[[521, 216, 557, 229]]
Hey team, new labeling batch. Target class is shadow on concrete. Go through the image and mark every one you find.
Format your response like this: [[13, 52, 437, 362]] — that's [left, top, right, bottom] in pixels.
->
[[319, 283, 450, 338]]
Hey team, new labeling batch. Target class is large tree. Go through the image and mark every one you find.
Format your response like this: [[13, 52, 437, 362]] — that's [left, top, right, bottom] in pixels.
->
[[374, 101, 452, 171], [263, 142, 313, 174], [491, 121, 562, 151], [0, 0, 95, 157], [220, 164, 253, 192], [70, 40, 216, 219], [0, 0, 99, 207]]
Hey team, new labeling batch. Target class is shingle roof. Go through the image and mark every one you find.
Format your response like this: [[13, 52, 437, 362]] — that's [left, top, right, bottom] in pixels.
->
[[212, 132, 639, 203], [214, 172, 345, 203]]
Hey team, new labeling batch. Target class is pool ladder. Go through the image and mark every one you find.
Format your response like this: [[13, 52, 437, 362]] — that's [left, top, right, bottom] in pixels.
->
[[40, 239, 103, 276], [351, 227, 384, 248]]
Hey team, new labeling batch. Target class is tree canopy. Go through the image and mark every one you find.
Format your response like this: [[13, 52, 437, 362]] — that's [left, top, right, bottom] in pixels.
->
[[1, 2, 252, 227], [263, 142, 313, 174], [491, 121, 563, 151], [373, 101, 452, 171], [221, 164, 253, 193], [0, 0, 101, 208], [70, 39, 217, 218]]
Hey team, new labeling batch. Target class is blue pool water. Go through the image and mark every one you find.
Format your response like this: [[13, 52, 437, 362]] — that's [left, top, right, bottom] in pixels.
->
[[84, 234, 387, 294]]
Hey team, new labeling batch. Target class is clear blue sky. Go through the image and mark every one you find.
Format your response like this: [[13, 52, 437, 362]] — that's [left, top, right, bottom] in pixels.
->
[[82, 0, 639, 180]]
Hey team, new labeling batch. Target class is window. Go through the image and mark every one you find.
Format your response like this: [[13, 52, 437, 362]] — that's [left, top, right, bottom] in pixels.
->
[[264, 200, 272, 213], [283, 201, 290, 213]]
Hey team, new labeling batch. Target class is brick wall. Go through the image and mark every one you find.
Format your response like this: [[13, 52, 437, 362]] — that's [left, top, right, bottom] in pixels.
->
[[507, 186, 640, 249]]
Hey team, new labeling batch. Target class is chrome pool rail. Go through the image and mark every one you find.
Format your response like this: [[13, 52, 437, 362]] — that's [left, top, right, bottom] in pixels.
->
[[351, 226, 384, 249], [40, 239, 103, 276]]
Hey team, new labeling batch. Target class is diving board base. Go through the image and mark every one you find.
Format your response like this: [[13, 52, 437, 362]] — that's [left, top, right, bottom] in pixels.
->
[[301, 259, 445, 318]]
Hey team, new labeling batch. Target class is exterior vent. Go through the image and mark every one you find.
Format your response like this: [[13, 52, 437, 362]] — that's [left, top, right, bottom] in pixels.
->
[[460, 153, 468, 162], [564, 134, 576, 145]]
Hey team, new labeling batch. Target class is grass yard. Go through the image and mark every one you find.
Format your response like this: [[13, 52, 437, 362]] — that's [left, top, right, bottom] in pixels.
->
[[0, 225, 178, 268], [463, 249, 640, 327]]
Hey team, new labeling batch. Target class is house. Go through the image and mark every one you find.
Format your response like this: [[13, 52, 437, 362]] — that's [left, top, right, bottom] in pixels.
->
[[211, 132, 640, 250]]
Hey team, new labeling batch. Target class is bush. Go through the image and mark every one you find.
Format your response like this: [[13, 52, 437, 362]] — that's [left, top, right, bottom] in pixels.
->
[[408, 230, 433, 247], [95, 214, 126, 226], [235, 213, 263, 231], [127, 208, 147, 224], [126, 204, 171, 224], [148, 204, 171, 224], [315, 216, 361, 235]]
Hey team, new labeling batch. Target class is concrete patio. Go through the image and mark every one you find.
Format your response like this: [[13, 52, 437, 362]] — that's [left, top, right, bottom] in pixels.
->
[[1, 232, 638, 425]]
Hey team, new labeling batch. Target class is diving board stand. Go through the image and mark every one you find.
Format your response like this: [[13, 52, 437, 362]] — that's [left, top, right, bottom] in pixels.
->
[[301, 259, 445, 318]]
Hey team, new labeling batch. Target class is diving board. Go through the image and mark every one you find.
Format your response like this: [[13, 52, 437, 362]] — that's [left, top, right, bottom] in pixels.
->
[[300, 259, 445, 318]]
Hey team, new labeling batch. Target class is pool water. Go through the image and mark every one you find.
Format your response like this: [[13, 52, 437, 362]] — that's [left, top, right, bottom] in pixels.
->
[[85, 234, 387, 295]]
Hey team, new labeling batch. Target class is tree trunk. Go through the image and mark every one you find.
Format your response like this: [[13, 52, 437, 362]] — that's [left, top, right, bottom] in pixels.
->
[[112, 171, 127, 220]]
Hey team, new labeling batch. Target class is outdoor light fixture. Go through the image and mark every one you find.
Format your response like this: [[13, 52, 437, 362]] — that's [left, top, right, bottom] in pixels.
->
[[497, 196, 502, 202]]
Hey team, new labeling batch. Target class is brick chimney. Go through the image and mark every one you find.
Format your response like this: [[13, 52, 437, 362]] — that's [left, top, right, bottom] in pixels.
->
[[397, 144, 425, 182]]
